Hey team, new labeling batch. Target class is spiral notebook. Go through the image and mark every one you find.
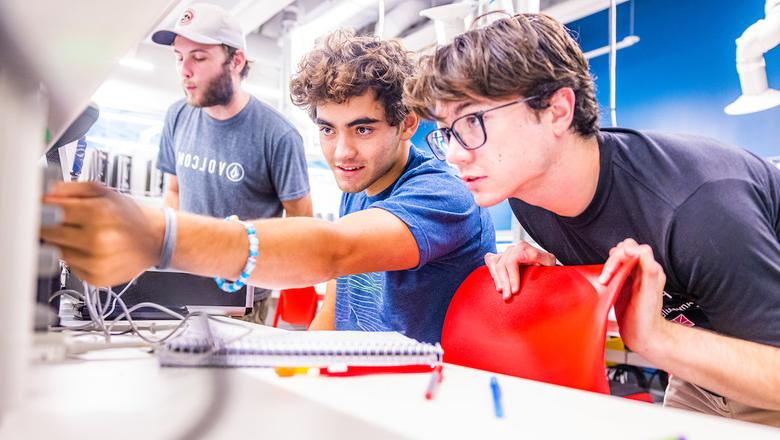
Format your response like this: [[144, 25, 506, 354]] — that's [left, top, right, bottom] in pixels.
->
[[157, 324, 443, 368]]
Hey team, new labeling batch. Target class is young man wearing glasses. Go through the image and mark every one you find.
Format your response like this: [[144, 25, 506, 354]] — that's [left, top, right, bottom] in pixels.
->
[[405, 13, 780, 424], [41, 30, 495, 344]]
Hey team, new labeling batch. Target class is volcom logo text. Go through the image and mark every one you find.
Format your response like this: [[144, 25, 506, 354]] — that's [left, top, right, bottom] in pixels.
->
[[177, 152, 244, 182]]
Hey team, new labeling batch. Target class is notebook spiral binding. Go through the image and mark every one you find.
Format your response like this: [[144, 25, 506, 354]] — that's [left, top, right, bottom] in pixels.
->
[[158, 330, 444, 368]]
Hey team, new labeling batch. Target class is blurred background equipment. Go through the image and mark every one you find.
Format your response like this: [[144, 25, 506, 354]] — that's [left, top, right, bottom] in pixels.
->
[[725, 0, 780, 115], [0, 0, 179, 415]]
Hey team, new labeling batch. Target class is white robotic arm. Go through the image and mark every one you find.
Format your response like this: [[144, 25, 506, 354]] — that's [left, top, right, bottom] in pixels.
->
[[725, 0, 780, 115]]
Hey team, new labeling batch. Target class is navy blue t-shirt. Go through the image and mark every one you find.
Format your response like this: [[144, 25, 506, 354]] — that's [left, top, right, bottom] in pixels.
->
[[335, 146, 496, 343], [510, 128, 780, 348]]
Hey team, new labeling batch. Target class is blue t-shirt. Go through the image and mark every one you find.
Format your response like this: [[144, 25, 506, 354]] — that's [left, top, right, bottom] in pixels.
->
[[335, 146, 496, 343]]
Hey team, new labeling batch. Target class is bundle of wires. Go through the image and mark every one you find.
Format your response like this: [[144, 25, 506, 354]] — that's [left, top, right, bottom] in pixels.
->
[[48, 273, 249, 440], [48, 272, 253, 357]]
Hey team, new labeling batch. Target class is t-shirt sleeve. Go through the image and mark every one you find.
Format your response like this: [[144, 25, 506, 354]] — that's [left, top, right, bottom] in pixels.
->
[[371, 170, 486, 269], [668, 179, 780, 347], [156, 104, 179, 175], [267, 128, 310, 201]]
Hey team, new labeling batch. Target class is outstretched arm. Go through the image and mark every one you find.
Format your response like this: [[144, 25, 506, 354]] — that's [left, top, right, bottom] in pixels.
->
[[41, 182, 419, 289]]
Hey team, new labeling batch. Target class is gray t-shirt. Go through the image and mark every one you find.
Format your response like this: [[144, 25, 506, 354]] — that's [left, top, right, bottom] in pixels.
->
[[157, 96, 310, 300], [157, 96, 310, 219]]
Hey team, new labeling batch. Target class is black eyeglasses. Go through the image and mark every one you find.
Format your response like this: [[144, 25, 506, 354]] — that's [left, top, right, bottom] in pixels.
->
[[425, 96, 538, 160]]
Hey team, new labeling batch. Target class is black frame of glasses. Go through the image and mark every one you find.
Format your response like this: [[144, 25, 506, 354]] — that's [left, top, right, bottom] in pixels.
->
[[425, 95, 538, 160]]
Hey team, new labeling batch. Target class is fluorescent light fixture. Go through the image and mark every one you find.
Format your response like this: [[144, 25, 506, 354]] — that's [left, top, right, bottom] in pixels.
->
[[582, 35, 640, 59], [296, 0, 377, 40], [119, 57, 155, 71], [545, 0, 629, 24], [92, 79, 179, 113]]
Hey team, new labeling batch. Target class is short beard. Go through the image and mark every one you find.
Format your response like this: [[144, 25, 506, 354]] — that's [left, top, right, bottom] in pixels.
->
[[188, 63, 234, 108]]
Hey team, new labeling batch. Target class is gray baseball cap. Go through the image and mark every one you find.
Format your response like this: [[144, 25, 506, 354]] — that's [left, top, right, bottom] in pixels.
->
[[152, 3, 247, 51]]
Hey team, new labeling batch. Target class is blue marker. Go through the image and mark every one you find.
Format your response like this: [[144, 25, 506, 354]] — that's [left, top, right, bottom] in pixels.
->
[[490, 376, 504, 418], [70, 137, 87, 181]]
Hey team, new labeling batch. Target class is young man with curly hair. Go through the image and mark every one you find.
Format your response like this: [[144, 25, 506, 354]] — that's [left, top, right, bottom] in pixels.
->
[[405, 13, 780, 423], [42, 30, 495, 344]]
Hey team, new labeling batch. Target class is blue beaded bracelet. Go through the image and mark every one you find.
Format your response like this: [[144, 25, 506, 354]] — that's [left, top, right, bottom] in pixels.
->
[[214, 215, 259, 293]]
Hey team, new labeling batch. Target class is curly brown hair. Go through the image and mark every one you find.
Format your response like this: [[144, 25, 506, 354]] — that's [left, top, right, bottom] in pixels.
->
[[289, 29, 416, 126], [405, 13, 599, 137]]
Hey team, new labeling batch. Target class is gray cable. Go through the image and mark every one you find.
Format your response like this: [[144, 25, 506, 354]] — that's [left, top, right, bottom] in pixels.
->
[[159, 315, 254, 366], [101, 275, 141, 319], [48, 289, 85, 303], [104, 294, 188, 344], [172, 365, 229, 440], [70, 278, 243, 347], [53, 282, 254, 440]]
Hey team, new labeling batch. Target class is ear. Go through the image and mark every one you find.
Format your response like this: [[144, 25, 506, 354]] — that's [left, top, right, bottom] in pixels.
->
[[231, 49, 247, 76], [546, 87, 576, 137], [398, 111, 419, 142]]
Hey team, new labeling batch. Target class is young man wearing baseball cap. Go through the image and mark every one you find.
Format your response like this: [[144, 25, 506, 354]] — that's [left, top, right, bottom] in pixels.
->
[[151, 3, 312, 323]]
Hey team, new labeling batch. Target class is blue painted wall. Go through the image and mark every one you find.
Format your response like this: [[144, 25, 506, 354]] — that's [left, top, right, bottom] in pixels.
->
[[569, 0, 780, 157]]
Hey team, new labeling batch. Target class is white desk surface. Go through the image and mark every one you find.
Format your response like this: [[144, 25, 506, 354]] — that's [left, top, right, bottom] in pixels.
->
[[1, 325, 778, 440]]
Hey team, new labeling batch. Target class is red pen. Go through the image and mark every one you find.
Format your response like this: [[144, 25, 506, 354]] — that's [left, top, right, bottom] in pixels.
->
[[424, 364, 444, 400], [319, 364, 435, 377]]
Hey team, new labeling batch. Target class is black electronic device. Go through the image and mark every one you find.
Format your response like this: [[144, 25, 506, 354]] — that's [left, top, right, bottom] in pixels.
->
[[70, 270, 253, 321], [76, 303, 188, 321]]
